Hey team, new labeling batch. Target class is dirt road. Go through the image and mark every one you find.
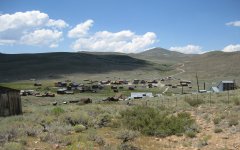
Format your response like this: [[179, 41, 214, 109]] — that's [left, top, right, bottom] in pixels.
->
[[162, 63, 185, 94]]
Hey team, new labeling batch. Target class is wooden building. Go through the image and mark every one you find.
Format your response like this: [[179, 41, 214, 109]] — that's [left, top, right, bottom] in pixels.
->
[[0, 86, 22, 117]]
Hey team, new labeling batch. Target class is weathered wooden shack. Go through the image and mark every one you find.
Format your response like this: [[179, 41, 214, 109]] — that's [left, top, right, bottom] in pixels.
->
[[0, 86, 22, 117]]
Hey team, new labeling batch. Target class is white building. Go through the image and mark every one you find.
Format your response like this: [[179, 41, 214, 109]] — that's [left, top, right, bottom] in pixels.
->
[[130, 92, 153, 99]]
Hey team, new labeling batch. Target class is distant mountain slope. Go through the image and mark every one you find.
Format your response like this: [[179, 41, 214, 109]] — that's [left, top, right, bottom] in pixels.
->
[[183, 51, 240, 82], [0, 52, 170, 82], [132, 47, 194, 63]]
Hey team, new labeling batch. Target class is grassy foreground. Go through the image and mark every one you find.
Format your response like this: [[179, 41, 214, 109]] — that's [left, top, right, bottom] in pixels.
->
[[0, 89, 240, 150]]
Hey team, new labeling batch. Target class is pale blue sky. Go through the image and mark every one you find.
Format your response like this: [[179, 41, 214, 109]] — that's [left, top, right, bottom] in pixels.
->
[[0, 0, 240, 54]]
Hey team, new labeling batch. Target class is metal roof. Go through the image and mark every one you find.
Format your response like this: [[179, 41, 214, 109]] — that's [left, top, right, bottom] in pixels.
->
[[130, 92, 153, 98], [221, 81, 234, 83]]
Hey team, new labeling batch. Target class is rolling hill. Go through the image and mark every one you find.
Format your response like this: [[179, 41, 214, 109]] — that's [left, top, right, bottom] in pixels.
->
[[133, 47, 240, 85], [0, 52, 172, 82], [132, 47, 194, 63], [1, 48, 240, 83], [182, 51, 240, 82]]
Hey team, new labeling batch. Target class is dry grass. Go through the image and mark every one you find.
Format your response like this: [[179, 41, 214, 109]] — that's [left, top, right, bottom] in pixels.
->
[[0, 86, 240, 149]]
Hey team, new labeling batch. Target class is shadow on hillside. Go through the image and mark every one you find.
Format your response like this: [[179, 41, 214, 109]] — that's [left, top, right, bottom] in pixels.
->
[[0, 52, 152, 82]]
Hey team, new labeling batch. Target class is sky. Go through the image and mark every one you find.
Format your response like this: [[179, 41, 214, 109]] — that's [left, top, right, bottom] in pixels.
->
[[0, 0, 240, 54]]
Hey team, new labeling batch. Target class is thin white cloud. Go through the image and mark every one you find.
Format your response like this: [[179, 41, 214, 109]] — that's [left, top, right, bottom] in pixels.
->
[[0, 10, 67, 48], [169, 44, 203, 54], [20, 29, 62, 48], [69, 20, 157, 53], [0, 39, 16, 45], [222, 44, 240, 52], [68, 19, 94, 38], [226, 21, 240, 27]]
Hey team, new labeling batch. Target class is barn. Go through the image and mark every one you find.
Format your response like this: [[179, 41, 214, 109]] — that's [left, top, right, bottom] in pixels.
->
[[0, 86, 22, 117]]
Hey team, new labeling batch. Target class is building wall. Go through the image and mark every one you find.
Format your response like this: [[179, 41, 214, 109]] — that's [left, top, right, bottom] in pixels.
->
[[0, 91, 22, 117], [218, 82, 235, 91], [218, 83, 223, 91], [223, 83, 235, 91]]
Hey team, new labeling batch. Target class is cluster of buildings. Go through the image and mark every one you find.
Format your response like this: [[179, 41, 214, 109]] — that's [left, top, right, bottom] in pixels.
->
[[0, 78, 238, 117]]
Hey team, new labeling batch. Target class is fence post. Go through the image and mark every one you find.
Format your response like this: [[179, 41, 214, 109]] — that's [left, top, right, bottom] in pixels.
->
[[168, 98, 170, 108], [162, 96, 164, 106], [228, 90, 230, 105], [176, 97, 178, 107], [209, 92, 211, 106]]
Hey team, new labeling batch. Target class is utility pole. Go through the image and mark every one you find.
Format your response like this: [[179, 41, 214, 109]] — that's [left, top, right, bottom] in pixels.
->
[[233, 79, 236, 90], [228, 90, 230, 104], [204, 82, 206, 90], [182, 85, 184, 95], [196, 72, 200, 92]]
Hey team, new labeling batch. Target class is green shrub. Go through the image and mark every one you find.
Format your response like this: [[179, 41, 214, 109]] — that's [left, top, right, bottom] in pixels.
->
[[51, 107, 65, 116], [0, 127, 18, 144], [96, 113, 112, 128], [3, 142, 24, 150], [48, 122, 72, 135], [63, 112, 90, 126], [197, 135, 211, 148], [185, 130, 196, 138], [74, 124, 86, 133], [61, 136, 73, 146], [117, 130, 139, 143], [214, 128, 223, 133], [88, 134, 105, 146], [228, 119, 239, 126], [39, 133, 50, 142], [101, 144, 114, 150], [39, 133, 61, 143], [109, 120, 120, 128], [24, 125, 41, 137], [120, 106, 195, 137], [184, 97, 204, 107], [19, 137, 27, 146], [118, 143, 140, 150], [213, 117, 221, 125], [233, 97, 240, 105]]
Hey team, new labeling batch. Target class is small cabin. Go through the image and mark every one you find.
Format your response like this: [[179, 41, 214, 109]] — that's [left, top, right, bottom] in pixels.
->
[[133, 79, 140, 84], [57, 88, 67, 94], [55, 81, 67, 87], [130, 92, 153, 99], [0, 86, 22, 117], [180, 80, 191, 86], [211, 80, 236, 93], [217, 81, 235, 91]]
